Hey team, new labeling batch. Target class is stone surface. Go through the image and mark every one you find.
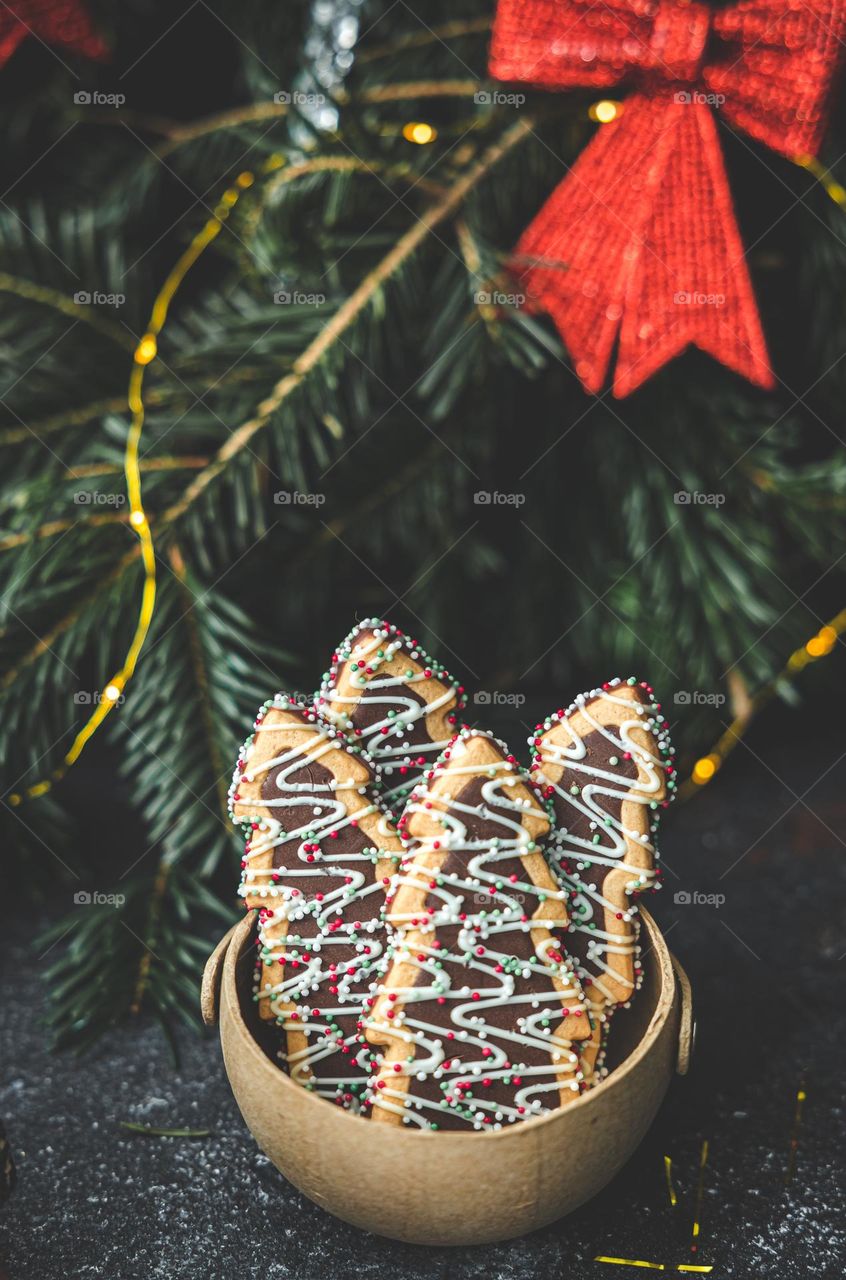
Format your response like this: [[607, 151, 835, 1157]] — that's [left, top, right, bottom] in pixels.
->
[[1, 721, 843, 1279]]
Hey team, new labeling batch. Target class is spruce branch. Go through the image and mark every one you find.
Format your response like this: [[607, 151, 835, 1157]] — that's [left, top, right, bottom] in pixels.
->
[[357, 17, 492, 62], [0, 275, 135, 350], [0, 513, 131, 553], [108, 81, 483, 158], [129, 860, 170, 1017], [166, 543, 230, 823], [160, 116, 535, 528], [0, 397, 128, 445]]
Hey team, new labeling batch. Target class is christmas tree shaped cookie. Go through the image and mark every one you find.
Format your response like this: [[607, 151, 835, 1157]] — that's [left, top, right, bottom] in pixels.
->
[[316, 618, 466, 809], [529, 679, 676, 1012], [229, 695, 405, 1109], [365, 728, 590, 1130], [577, 1019, 610, 1091]]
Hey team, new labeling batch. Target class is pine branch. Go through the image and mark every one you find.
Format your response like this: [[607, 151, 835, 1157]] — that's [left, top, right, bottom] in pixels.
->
[[357, 17, 492, 62], [0, 274, 134, 350], [160, 116, 535, 528]]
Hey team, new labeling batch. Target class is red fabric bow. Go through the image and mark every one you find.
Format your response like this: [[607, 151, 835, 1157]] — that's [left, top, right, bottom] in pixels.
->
[[0, 1, 106, 69], [490, 0, 846, 396]]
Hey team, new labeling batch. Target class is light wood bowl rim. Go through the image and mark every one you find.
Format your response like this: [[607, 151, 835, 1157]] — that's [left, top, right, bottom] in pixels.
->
[[204, 905, 690, 1139]]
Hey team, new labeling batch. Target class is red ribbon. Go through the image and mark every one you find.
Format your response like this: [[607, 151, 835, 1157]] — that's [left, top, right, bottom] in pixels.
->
[[0, 1, 106, 69], [490, 0, 846, 396]]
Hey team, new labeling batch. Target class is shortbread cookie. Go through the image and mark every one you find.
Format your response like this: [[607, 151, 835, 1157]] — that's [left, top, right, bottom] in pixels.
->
[[578, 1010, 611, 1090], [365, 728, 590, 1131], [316, 618, 466, 809], [229, 696, 405, 1107], [529, 679, 675, 1008]]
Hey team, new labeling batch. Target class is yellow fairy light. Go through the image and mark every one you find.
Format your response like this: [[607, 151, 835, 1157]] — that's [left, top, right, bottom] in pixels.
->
[[692, 755, 719, 785], [681, 607, 846, 801], [806, 625, 836, 657], [593, 1261, 712, 1274], [785, 1079, 807, 1186], [403, 121, 437, 145], [135, 335, 157, 365], [590, 99, 622, 124], [794, 153, 846, 207], [7, 167, 259, 807]]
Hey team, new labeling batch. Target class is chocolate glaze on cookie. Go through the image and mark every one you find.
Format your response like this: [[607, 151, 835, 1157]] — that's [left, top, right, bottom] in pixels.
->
[[530, 679, 676, 1008], [317, 618, 466, 809], [229, 696, 404, 1109], [366, 728, 589, 1131]]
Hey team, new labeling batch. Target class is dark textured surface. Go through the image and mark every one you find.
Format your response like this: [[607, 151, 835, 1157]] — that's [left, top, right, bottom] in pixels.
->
[[1, 723, 845, 1280]]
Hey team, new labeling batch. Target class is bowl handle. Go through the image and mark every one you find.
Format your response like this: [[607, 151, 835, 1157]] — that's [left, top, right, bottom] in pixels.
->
[[670, 954, 694, 1075], [201, 922, 239, 1027]]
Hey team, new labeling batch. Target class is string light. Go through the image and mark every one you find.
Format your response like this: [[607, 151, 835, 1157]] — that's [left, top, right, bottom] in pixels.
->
[[691, 755, 719, 785], [7, 164, 272, 807], [589, 99, 622, 124], [402, 121, 437, 144], [784, 1078, 807, 1186], [690, 1140, 709, 1255], [593, 1260, 712, 1273], [794, 153, 846, 207], [134, 335, 157, 365], [684, 606, 846, 798]]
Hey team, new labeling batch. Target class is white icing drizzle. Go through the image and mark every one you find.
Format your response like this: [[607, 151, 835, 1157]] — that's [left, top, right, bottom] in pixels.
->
[[367, 731, 585, 1131], [530, 678, 676, 1005], [229, 695, 402, 1107], [317, 619, 465, 806]]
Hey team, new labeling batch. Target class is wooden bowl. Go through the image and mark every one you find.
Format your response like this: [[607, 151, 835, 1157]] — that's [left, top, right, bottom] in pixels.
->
[[201, 909, 693, 1246]]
